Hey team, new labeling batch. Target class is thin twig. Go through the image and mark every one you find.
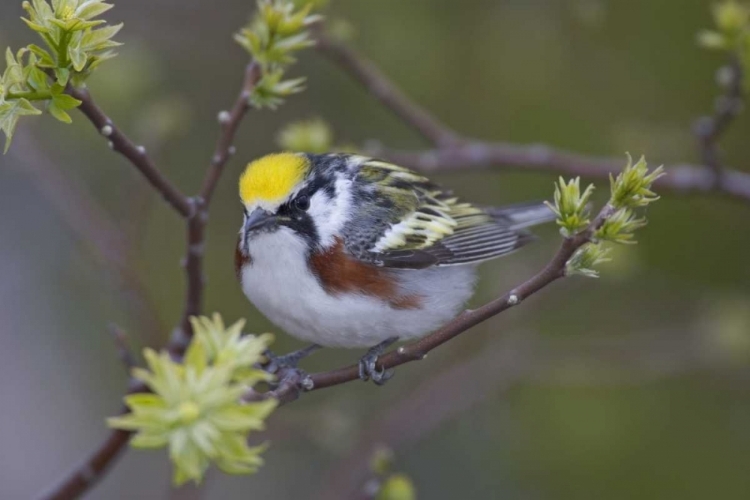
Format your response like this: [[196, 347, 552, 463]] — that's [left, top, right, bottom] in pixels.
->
[[65, 86, 193, 217], [108, 323, 137, 372], [376, 144, 750, 204], [315, 32, 462, 148], [40, 61, 263, 500], [693, 56, 744, 184], [171, 62, 263, 358], [171, 197, 205, 359], [318, 36, 750, 205], [199, 62, 262, 205], [36, 377, 147, 500], [36, 429, 132, 500]]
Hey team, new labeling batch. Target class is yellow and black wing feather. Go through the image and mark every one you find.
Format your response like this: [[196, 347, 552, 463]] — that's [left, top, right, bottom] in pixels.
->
[[351, 159, 551, 269]]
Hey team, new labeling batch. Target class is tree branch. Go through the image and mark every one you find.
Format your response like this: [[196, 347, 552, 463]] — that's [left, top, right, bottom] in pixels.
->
[[40, 62, 263, 500], [376, 143, 750, 204], [66, 86, 194, 217], [694, 56, 744, 183], [171, 62, 263, 358], [36, 377, 147, 500], [315, 33, 462, 148], [109, 323, 137, 372], [199, 62, 262, 205], [316, 34, 750, 205], [36, 429, 132, 500]]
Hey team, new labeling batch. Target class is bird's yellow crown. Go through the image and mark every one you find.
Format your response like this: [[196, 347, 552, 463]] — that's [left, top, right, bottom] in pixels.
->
[[239, 153, 310, 206]]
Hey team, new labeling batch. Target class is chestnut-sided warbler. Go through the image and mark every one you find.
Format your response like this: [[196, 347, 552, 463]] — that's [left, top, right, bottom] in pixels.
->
[[236, 153, 553, 383]]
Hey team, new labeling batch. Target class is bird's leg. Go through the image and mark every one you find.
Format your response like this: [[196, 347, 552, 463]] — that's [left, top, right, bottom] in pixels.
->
[[358, 337, 399, 385], [264, 344, 321, 374]]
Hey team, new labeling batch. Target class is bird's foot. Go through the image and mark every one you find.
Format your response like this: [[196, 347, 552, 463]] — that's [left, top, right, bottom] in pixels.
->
[[263, 344, 320, 391], [263, 344, 321, 374], [358, 337, 398, 386]]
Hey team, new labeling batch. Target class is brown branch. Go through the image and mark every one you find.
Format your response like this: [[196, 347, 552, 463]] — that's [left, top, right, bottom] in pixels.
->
[[66, 86, 193, 218], [694, 56, 744, 183], [199, 62, 262, 205], [376, 143, 750, 204], [36, 429, 132, 500], [317, 35, 750, 205], [40, 61, 263, 500], [172, 62, 263, 358], [314, 33, 462, 148], [36, 378, 147, 500], [109, 323, 137, 372]]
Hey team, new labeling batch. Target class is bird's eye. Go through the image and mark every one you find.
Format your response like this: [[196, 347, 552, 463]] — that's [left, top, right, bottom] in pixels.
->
[[294, 195, 310, 211]]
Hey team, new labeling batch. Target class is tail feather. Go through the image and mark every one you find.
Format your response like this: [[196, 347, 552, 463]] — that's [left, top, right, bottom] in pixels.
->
[[486, 201, 555, 230]]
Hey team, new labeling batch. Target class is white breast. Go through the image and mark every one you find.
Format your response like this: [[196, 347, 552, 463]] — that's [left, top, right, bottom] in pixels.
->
[[240, 228, 477, 348]]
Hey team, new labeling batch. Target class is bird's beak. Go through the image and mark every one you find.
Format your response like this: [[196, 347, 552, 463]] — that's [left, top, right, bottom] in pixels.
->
[[243, 208, 277, 234]]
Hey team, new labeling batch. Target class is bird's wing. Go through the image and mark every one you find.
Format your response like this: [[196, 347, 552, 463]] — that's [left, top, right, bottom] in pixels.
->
[[353, 159, 543, 269]]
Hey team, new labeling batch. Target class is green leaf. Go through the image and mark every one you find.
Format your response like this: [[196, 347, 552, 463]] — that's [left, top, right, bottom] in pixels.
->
[[595, 208, 647, 244], [566, 243, 612, 278], [45, 100, 65, 124], [25, 65, 49, 91], [49, 17, 104, 32], [21, 0, 122, 81], [51, 92, 81, 109], [3, 48, 25, 90], [75, 1, 114, 21], [80, 23, 123, 51], [544, 176, 595, 237], [21, 17, 51, 33], [54, 67, 70, 85], [27, 44, 56, 67], [609, 154, 665, 209], [130, 432, 169, 449], [1, 98, 42, 153], [124, 393, 167, 409]]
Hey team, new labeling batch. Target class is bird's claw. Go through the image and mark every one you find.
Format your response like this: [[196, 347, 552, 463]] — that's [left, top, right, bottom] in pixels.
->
[[358, 353, 394, 385], [263, 344, 320, 391], [358, 337, 398, 385], [263, 344, 320, 374]]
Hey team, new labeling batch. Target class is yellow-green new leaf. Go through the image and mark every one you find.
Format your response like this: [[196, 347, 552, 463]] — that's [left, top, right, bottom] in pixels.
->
[[376, 474, 417, 500], [108, 314, 276, 485], [566, 242, 612, 278], [609, 155, 665, 209], [1, 98, 41, 152]]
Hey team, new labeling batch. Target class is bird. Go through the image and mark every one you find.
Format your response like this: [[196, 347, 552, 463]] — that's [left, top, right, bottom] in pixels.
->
[[235, 152, 554, 384]]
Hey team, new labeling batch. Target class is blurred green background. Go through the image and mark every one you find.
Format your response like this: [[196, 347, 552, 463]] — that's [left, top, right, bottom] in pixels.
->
[[2, 0, 750, 498]]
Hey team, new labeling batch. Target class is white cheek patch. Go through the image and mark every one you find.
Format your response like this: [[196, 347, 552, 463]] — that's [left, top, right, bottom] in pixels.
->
[[308, 178, 352, 248]]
